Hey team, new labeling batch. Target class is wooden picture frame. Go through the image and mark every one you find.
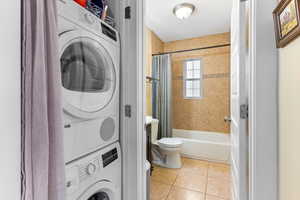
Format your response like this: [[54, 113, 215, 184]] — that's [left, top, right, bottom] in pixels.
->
[[273, 0, 300, 48]]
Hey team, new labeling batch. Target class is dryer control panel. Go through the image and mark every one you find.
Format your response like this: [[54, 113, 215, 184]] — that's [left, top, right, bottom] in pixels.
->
[[101, 23, 117, 41], [58, 0, 119, 45]]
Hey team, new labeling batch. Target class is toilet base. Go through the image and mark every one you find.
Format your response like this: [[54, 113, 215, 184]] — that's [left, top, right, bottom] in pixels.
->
[[152, 147, 182, 169]]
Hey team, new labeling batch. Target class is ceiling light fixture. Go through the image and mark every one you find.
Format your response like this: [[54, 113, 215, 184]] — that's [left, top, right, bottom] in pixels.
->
[[173, 3, 196, 20]]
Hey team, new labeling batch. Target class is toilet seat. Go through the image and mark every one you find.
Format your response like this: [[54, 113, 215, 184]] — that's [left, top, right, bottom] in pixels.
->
[[158, 138, 183, 148]]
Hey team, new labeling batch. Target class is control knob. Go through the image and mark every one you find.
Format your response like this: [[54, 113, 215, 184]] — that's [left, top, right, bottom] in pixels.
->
[[86, 163, 96, 175], [84, 13, 95, 24]]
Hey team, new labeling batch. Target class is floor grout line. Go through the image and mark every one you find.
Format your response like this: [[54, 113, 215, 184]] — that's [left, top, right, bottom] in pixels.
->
[[151, 158, 231, 200], [171, 184, 205, 193], [164, 184, 173, 200], [204, 162, 210, 200]]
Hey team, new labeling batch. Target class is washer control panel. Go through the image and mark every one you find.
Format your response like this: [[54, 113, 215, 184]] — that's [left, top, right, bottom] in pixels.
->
[[76, 147, 119, 183], [79, 157, 99, 182], [102, 148, 118, 168], [65, 143, 121, 197]]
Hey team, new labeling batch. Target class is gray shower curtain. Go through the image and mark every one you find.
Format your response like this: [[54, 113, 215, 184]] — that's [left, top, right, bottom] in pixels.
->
[[152, 54, 173, 139], [21, 1, 65, 200]]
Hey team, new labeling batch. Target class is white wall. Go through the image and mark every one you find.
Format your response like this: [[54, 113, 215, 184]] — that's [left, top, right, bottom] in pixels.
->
[[279, 37, 300, 200], [0, 1, 21, 199]]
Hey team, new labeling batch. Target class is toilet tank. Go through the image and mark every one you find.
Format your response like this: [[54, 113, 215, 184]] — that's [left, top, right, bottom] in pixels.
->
[[151, 119, 159, 144]]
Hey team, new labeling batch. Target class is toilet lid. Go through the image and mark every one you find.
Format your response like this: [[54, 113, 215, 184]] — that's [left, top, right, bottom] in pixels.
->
[[158, 138, 183, 148]]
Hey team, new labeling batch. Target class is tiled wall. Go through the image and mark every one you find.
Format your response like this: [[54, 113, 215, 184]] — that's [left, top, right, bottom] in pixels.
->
[[146, 28, 164, 116], [165, 33, 230, 134], [146, 30, 230, 134]]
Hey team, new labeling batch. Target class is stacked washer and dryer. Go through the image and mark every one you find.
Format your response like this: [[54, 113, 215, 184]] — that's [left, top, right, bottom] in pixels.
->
[[57, 1, 121, 200]]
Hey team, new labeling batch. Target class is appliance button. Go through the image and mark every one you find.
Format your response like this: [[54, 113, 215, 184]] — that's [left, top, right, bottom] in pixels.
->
[[86, 163, 96, 175], [66, 181, 72, 188], [84, 13, 95, 24]]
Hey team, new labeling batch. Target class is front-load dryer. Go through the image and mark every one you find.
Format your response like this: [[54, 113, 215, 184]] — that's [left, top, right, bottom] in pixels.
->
[[57, 0, 120, 163], [65, 142, 121, 200]]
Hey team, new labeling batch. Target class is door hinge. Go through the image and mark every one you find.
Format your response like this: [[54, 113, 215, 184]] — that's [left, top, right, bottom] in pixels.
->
[[125, 6, 131, 19], [125, 105, 132, 118], [240, 104, 249, 119]]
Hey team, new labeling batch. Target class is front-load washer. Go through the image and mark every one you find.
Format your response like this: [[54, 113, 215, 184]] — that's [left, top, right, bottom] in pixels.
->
[[57, 1, 120, 163], [65, 142, 121, 200]]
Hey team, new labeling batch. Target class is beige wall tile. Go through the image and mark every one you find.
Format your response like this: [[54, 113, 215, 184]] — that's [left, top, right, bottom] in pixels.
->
[[169, 33, 230, 134], [164, 33, 230, 53], [145, 31, 230, 134]]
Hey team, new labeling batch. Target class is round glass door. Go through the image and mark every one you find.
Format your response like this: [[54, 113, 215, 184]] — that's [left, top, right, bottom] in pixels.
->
[[77, 181, 118, 200], [88, 192, 110, 200], [60, 36, 116, 117]]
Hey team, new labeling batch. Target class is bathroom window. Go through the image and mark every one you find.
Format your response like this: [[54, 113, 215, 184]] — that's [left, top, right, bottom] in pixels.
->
[[183, 59, 203, 99]]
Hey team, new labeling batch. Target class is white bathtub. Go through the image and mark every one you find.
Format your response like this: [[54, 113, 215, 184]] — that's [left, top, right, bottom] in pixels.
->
[[173, 129, 231, 163]]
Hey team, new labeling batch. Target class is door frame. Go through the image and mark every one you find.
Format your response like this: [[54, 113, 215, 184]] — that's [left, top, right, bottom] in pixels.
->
[[0, 0, 21, 199], [120, 0, 146, 200], [249, 0, 278, 200], [121, 0, 279, 200]]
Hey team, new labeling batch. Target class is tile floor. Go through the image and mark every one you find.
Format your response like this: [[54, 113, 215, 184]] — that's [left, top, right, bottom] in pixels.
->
[[150, 157, 231, 200]]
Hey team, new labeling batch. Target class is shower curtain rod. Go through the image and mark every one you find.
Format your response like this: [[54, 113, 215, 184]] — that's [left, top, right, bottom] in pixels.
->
[[152, 43, 231, 56]]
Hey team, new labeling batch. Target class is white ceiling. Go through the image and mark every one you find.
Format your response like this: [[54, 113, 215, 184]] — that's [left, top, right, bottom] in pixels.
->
[[146, 0, 232, 42]]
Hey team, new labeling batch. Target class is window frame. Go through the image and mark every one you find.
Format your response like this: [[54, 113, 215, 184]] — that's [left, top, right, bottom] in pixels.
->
[[183, 58, 203, 99]]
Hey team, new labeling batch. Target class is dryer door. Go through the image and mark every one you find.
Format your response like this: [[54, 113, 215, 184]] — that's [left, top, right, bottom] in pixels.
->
[[60, 30, 116, 119]]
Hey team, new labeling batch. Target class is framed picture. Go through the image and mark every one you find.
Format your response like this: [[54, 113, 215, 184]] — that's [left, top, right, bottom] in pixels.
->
[[273, 0, 300, 48]]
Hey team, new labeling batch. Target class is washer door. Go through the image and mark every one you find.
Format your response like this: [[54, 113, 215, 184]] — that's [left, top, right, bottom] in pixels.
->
[[78, 181, 118, 200], [87, 192, 110, 200], [60, 30, 116, 119]]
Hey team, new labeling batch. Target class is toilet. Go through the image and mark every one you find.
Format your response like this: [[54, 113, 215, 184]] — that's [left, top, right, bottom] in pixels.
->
[[151, 119, 183, 169]]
